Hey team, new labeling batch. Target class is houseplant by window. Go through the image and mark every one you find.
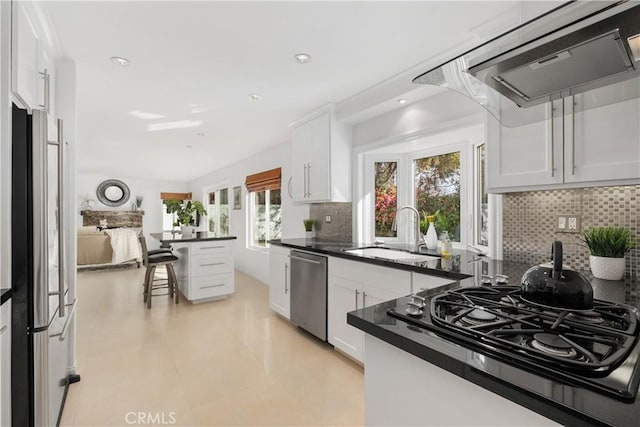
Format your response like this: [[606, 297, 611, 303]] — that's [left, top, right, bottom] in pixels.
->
[[165, 200, 207, 237], [582, 226, 636, 280]]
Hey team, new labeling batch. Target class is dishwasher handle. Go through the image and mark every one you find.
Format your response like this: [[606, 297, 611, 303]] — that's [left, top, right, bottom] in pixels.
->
[[288, 255, 323, 265]]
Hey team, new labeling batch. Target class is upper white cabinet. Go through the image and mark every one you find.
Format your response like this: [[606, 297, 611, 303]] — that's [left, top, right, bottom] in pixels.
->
[[291, 107, 352, 203], [487, 79, 640, 193], [268, 245, 290, 319], [11, 0, 57, 136], [11, 1, 40, 110]]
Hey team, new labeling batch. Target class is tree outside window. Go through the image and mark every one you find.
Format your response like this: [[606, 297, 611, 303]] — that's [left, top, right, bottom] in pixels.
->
[[414, 152, 461, 241], [375, 161, 398, 238]]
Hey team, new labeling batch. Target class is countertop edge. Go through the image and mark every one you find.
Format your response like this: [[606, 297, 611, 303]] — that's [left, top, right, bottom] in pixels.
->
[[271, 240, 471, 280], [346, 312, 605, 427], [151, 234, 238, 243], [1, 289, 12, 306]]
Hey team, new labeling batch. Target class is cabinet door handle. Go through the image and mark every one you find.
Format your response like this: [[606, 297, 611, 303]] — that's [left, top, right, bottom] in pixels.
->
[[200, 284, 225, 289], [355, 289, 359, 310], [0, 325, 7, 335], [200, 262, 224, 267], [362, 291, 367, 307], [303, 164, 308, 197], [571, 96, 576, 175], [288, 255, 323, 265], [549, 102, 555, 178], [306, 163, 311, 197], [284, 262, 289, 294], [201, 245, 225, 249], [39, 69, 50, 113]]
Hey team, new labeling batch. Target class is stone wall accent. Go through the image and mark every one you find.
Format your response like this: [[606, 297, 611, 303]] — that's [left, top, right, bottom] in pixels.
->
[[81, 210, 145, 228], [503, 186, 638, 278], [309, 202, 353, 242]]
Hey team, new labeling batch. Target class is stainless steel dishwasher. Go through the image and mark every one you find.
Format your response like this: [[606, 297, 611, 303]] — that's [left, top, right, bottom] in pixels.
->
[[289, 250, 328, 341]]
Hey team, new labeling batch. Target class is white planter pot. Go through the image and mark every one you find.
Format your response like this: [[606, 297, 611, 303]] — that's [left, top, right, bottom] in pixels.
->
[[181, 225, 196, 237], [589, 255, 625, 281]]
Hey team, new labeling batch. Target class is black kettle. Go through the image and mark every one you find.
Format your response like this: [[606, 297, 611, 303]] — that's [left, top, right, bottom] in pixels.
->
[[521, 241, 594, 311]]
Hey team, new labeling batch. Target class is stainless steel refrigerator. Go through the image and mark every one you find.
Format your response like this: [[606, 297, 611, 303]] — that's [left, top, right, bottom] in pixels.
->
[[11, 104, 78, 427]]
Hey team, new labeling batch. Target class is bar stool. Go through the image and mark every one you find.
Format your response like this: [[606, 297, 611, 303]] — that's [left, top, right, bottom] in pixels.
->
[[139, 236, 179, 308]]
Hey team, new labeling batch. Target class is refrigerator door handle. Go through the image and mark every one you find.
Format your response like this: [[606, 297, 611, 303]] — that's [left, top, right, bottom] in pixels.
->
[[57, 119, 65, 317], [32, 110, 49, 328], [49, 299, 76, 342]]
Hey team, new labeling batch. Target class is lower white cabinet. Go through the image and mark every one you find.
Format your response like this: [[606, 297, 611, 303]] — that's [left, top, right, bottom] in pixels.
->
[[1, 300, 11, 427], [173, 240, 235, 302], [328, 257, 411, 363], [412, 272, 456, 290], [268, 245, 291, 319]]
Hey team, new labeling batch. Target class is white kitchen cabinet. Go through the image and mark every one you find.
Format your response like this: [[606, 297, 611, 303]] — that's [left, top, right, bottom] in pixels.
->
[[11, 1, 40, 110], [412, 272, 456, 290], [268, 245, 290, 319], [173, 240, 235, 302], [487, 99, 564, 191], [1, 300, 11, 427], [487, 79, 640, 192], [328, 257, 411, 363], [565, 82, 640, 184], [39, 48, 57, 141], [291, 107, 351, 203]]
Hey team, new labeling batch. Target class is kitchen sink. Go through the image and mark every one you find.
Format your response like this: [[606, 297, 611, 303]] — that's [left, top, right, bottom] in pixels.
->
[[344, 247, 439, 262]]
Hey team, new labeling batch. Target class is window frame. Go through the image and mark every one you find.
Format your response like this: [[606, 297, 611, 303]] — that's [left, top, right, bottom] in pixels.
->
[[247, 187, 281, 250], [203, 182, 231, 237]]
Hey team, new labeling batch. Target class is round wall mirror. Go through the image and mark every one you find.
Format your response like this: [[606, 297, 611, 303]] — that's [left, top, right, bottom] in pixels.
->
[[96, 179, 131, 207]]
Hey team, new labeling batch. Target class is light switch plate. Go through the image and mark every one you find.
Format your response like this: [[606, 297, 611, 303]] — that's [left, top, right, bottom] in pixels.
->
[[557, 214, 581, 233]]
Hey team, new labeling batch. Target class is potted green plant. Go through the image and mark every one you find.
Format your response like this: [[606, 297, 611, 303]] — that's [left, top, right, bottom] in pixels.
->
[[582, 226, 636, 280], [135, 195, 143, 210], [165, 200, 207, 237], [303, 219, 315, 239]]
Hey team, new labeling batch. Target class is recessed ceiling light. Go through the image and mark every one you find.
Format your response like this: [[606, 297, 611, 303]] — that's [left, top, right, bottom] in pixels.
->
[[196, 132, 205, 137], [397, 98, 407, 105], [294, 53, 311, 64], [249, 94, 262, 101], [185, 145, 193, 149], [130, 110, 164, 120], [147, 120, 202, 132], [111, 56, 130, 67]]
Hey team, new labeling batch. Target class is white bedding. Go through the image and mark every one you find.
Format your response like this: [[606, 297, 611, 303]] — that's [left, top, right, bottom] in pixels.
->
[[104, 228, 142, 264]]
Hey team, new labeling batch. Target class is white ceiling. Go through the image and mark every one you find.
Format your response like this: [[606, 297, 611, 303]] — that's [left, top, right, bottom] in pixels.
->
[[43, 1, 520, 182]]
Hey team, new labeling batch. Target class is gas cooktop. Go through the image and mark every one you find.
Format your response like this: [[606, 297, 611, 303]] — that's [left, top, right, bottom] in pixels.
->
[[387, 285, 640, 401]]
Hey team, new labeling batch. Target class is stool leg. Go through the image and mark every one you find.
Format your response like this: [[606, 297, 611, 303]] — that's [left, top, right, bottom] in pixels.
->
[[167, 264, 179, 304], [143, 266, 153, 303], [166, 266, 174, 299], [146, 265, 157, 309]]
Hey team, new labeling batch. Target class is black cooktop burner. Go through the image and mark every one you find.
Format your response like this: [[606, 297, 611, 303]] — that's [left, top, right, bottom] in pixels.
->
[[387, 286, 640, 401]]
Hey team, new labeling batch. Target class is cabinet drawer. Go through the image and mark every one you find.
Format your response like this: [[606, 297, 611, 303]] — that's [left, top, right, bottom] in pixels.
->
[[191, 274, 233, 300], [191, 240, 232, 254], [190, 253, 231, 276]]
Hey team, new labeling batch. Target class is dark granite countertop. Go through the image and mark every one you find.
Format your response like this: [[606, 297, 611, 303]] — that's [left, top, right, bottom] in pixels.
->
[[1, 288, 11, 306], [151, 232, 237, 244], [274, 238, 640, 425]]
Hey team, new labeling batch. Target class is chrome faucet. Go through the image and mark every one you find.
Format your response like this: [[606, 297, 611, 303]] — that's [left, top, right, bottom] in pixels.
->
[[391, 206, 423, 252]]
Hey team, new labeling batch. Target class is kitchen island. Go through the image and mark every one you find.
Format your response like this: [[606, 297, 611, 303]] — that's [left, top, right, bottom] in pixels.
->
[[348, 275, 640, 427], [152, 233, 236, 303]]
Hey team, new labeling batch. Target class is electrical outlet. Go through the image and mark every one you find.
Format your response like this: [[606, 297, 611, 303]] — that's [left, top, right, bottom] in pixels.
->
[[567, 215, 581, 233], [558, 214, 581, 233], [325, 215, 332, 223]]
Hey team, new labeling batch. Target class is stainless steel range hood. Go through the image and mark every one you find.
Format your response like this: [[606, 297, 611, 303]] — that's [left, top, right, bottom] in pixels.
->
[[414, 1, 640, 125]]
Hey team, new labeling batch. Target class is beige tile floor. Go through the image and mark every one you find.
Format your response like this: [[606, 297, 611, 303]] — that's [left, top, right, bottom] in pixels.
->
[[61, 268, 364, 426]]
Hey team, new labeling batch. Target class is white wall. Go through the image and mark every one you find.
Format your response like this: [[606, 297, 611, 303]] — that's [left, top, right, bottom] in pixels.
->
[[189, 140, 309, 283], [76, 173, 189, 249]]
